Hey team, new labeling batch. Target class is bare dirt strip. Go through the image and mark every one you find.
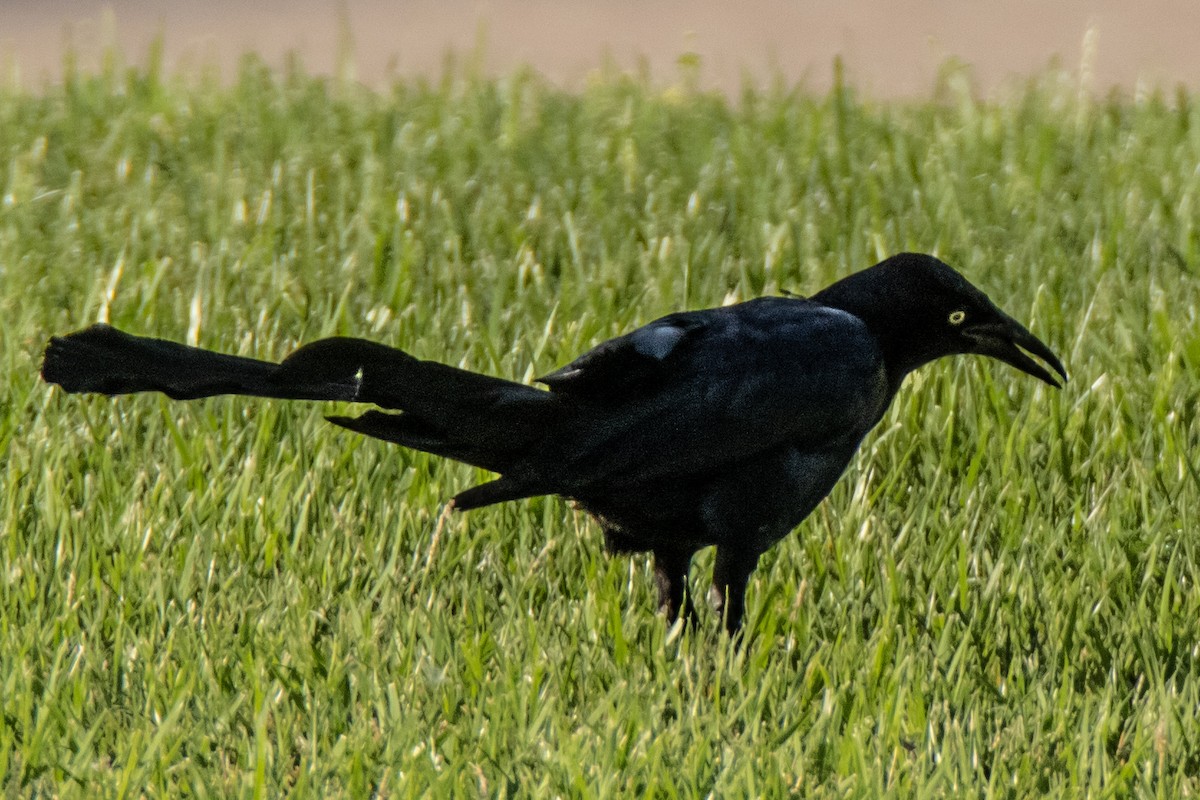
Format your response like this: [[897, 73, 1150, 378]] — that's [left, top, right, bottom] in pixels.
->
[[3, 1, 1198, 98]]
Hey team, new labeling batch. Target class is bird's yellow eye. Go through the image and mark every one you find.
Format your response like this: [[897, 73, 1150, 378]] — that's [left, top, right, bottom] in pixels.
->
[[948, 310, 967, 325]]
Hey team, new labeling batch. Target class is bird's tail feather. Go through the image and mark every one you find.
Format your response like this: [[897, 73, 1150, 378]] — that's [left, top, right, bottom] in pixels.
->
[[327, 410, 534, 474], [43, 324, 560, 501], [42, 324, 362, 402]]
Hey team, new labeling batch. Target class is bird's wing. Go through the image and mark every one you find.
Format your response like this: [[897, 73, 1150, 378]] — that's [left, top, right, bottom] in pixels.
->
[[533, 297, 889, 490], [536, 311, 710, 403]]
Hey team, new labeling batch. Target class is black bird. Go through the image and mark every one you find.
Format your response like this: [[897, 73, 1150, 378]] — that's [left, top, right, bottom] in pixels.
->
[[41, 253, 1066, 635]]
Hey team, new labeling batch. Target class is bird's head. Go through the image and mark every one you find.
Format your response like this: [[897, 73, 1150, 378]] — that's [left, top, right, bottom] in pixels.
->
[[813, 253, 1068, 388]]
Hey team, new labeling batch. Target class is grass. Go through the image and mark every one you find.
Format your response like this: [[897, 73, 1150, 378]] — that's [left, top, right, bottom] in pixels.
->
[[2, 51, 1200, 797]]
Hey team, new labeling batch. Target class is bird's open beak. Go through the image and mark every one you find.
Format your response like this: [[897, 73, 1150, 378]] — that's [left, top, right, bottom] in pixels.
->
[[965, 314, 1068, 388]]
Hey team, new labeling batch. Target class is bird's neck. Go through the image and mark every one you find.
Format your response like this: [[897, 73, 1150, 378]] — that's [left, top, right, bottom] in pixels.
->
[[813, 274, 941, 391]]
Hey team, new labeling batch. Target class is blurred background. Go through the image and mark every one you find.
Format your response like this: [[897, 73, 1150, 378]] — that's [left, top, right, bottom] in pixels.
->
[[2, 0, 1198, 97]]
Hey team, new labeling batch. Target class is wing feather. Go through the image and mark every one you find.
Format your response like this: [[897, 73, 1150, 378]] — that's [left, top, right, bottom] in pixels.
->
[[537, 312, 707, 403], [529, 297, 887, 492]]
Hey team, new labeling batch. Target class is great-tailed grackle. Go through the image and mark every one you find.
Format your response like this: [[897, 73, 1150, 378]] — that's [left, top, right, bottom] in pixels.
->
[[41, 253, 1066, 635]]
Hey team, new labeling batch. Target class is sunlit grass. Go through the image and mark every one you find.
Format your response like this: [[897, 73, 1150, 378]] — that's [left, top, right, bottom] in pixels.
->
[[2, 54, 1199, 796]]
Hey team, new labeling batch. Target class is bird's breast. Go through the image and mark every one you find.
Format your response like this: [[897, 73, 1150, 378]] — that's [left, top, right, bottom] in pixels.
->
[[698, 438, 863, 553]]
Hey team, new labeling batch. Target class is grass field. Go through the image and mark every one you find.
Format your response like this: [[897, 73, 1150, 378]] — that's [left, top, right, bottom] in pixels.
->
[[3, 53, 1200, 797]]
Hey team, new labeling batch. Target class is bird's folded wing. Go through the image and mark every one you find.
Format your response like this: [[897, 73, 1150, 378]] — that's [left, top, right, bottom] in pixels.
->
[[534, 298, 889, 490], [536, 311, 709, 402]]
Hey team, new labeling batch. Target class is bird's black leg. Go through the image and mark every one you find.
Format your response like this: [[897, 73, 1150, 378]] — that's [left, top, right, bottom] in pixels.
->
[[710, 547, 760, 636], [652, 547, 698, 628]]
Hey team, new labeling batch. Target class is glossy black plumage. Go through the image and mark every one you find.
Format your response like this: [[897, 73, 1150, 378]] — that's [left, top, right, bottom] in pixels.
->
[[41, 253, 1067, 635]]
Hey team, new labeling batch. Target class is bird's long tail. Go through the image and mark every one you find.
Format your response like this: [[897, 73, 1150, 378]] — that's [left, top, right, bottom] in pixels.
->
[[42, 324, 560, 505], [42, 324, 360, 401]]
